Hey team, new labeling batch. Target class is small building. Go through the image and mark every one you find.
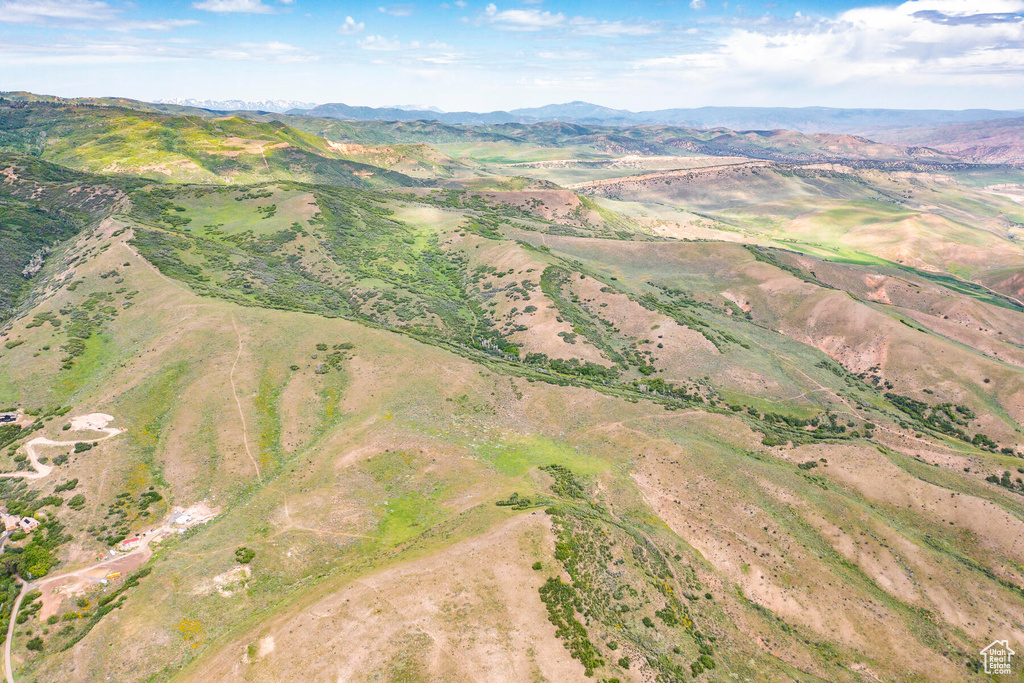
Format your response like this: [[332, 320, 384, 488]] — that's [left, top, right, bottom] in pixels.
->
[[19, 517, 39, 533], [1, 514, 20, 532], [120, 537, 142, 551]]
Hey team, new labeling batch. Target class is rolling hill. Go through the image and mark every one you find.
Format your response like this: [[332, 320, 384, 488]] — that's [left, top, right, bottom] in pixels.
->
[[870, 117, 1024, 164], [287, 99, 1024, 134], [0, 94, 1022, 683]]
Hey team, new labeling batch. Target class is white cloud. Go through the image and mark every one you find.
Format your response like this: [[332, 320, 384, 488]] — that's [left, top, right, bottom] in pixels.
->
[[354, 35, 461, 65], [211, 41, 318, 62], [535, 49, 593, 62], [0, 0, 117, 24], [111, 19, 201, 32], [0, 2, 198, 31], [571, 18, 659, 37], [689, 0, 706, 9], [454, 0, 466, 6], [358, 34, 403, 51], [632, 0, 1024, 97], [378, 4, 413, 16], [484, 4, 564, 30], [192, 0, 273, 13], [482, 4, 658, 36], [339, 16, 364, 34], [418, 52, 460, 64]]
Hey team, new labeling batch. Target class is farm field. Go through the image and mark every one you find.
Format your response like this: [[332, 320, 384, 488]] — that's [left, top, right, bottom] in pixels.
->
[[0, 94, 1023, 682]]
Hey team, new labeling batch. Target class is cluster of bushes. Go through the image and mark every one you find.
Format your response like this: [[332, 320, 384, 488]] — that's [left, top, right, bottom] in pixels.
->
[[885, 392, 1007, 452], [495, 492, 539, 510], [540, 465, 586, 500], [546, 358, 618, 381], [636, 378, 702, 403], [138, 490, 162, 511], [539, 577, 605, 676], [986, 469, 1024, 493], [0, 424, 23, 450]]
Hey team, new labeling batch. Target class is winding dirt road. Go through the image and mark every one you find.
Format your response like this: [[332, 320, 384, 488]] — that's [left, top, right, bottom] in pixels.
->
[[0, 414, 123, 481], [3, 582, 26, 683]]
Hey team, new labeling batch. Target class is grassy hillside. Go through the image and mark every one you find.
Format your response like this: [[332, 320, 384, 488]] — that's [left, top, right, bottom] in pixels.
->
[[0, 154, 135, 320], [0, 101, 418, 187], [0, 103, 1022, 683]]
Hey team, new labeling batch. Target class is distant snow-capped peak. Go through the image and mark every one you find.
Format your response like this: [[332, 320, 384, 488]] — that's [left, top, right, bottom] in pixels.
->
[[154, 98, 317, 113]]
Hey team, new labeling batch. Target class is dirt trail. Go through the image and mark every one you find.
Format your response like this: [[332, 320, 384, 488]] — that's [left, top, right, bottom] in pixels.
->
[[0, 414, 122, 480], [230, 317, 262, 482]]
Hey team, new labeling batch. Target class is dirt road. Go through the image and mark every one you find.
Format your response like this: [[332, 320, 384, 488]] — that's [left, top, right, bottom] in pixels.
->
[[0, 414, 123, 481], [3, 582, 26, 683]]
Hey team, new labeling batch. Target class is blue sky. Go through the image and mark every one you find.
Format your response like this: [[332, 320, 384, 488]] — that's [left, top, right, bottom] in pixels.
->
[[1, 0, 1023, 110]]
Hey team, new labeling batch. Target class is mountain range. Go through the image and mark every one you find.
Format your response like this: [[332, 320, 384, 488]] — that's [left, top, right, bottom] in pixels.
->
[[286, 100, 1024, 134]]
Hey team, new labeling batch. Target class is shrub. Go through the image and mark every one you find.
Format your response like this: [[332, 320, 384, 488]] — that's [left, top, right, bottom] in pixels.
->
[[532, 561, 542, 570], [25, 637, 43, 651], [235, 547, 256, 564]]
